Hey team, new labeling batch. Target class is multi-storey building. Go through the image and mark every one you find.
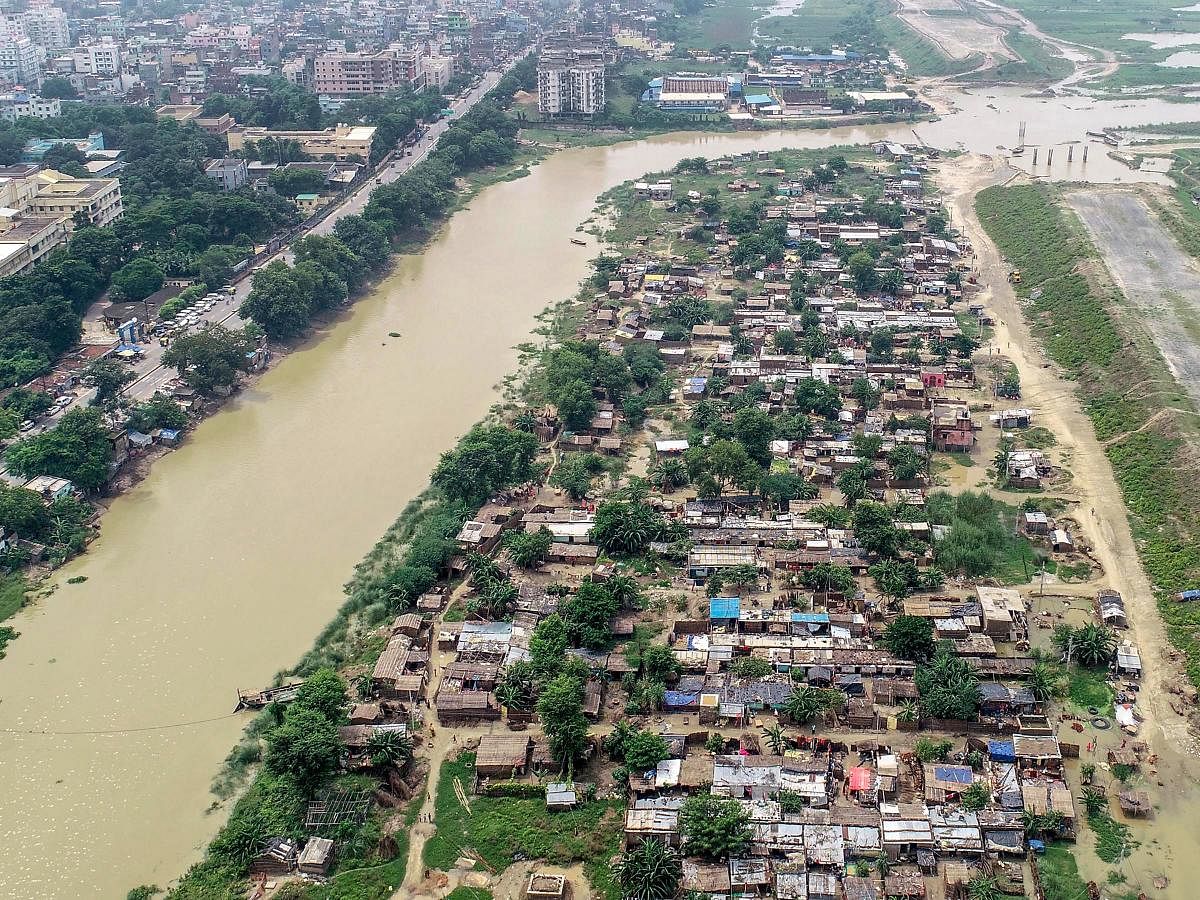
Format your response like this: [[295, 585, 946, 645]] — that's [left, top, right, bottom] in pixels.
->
[[31, 169, 124, 228], [0, 92, 61, 122], [537, 47, 605, 118], [21, 3, 70, 51], [313, 45, 424, 96], [0, 36, 44, 89], [0, 208, 70, 278]]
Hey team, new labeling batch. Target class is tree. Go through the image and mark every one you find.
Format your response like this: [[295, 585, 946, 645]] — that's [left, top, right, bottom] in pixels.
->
[[40, 77, 78, 99], [1075, 623, 1117, 667], [642, 645, 681, 683], [880, 616, 936, 662], [368, 728, 414, 768], [550, 452, 603, 500], [560, 578, 620, 650], [294, 668, 348, 722], [162, 325, 255, 395], [529, 614, 569, 676], [649, 458, 689, 493], [240, 260, 314, 340], [836, 468, 868, 506], [759, 472, 817, 508], [686, 440, 760, 496], [800, 562, 855, 600], [293, 235, 366, 292], [430, 425, 537, 507], [537, 672, 589, 776], [732, 406, 774, 466], [624, 730, 670, 772], [111, 258, 164, 303], [1027, 661, 1063, 701], [680, 795, 751, 859], [293, 260, 347, 311], [84, 359, 134, 407], [334, 216, 391, 269], [556, 379, 597, 431], [263, 706, 342, 791], [6, 407, 112, 491], [960, 780, 991, 811], [772, 329, 797, 354], [848, 251, 878, 293], [0, 483, 50, 538], [3, 387, 54, 420], [614, 838, 681, 900], [128, 396, 189, 432], [269, 166, 328, 197], [916, 644, 981, 720], [783, 685, 837, 723], [762, 723, 786, 755], [851, 501, 901, 558], [732, 657, 773, 679], [592, 500, 670, 556], [506, 526, 552, 568], [888, 445, 925, 482]]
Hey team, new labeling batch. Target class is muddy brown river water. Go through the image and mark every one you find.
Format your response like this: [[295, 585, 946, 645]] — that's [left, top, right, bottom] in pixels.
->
[[3, 85, 1200, 898]]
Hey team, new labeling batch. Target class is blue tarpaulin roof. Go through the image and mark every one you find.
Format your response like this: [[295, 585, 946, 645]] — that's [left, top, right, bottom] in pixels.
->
[[791, 612, 830, 624], [988, 740, 1016, 762], [934, 766, 973, 785], [663, 691, 699, 708], [710, 597, 741, 619]]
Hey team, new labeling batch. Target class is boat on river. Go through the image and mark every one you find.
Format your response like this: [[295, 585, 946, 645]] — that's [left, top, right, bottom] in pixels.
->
[[570, 237, 586, 246], [235, 682, 303, 711]]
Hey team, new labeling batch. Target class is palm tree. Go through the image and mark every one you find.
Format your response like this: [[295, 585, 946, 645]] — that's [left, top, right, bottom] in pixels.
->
[[1081, 786, 1108, 818], [897, 699, 920, 725], [607, 574, 643, 610], [614, 838, 682, 900], [762, 723, 787, 756], [650, 459, 689, 493], [967, 874, 1002, 900], [1074, 624, 1117, 668], [874, 854, 890, 877], [367, 729, 414, 769], [782, 685, 829, 724], [1027, 661, 1063, 701]]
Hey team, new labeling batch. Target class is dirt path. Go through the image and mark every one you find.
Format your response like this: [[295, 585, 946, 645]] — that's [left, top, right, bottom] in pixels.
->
[[941, 154, 1200, 893]]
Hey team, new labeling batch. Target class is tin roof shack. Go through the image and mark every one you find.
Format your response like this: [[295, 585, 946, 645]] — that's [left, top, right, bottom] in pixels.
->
[[976, 587, 1026, 643], [1021, 778, 1075, 826], [1096, 589, 1128, 629], [1013, 733, 1063, 774], [436, 687, 500, 723], [729, 856, 770, 894], [923, 764, 975, 804], [881, 808, 934, 861], [526, 871, 567, 900], [625, 799, 683, 847], [689, 545, 759, 582], [457, 519, 504, 555], [475, 734, 532, 778], [929, 808, 983, 856], [843, 875, 880, 900], [682, 860, 731, 896], [298, 837, 334, 876], [249, 837, 298, 876], [712, 754, 783, 799]]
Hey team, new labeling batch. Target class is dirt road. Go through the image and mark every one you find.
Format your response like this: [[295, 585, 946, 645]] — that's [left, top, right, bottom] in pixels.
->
[[942, 154, 1200, 893]]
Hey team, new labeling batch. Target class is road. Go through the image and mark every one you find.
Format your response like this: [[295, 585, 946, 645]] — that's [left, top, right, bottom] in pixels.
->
[[78, 59, 522, 409]]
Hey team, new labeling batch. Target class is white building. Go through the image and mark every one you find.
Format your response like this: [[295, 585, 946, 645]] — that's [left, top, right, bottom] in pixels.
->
[[21, 4, 71, 51], [0, 37, 44, 88], [0, 92, 61, 122], [537, 48, 605, 118]]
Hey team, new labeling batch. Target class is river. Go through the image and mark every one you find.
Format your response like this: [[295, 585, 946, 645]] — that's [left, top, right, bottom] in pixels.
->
[[2, 84, 1200, 898]]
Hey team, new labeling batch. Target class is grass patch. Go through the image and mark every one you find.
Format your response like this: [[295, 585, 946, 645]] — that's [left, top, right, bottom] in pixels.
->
[[977, 183, 1200, 686], [0, 573, 27, 622], [1039, 842, 1090, 900], [445, 890, 493, 900], [1020, 425, 1059, 449], [298, 857, 408, 900], [1067, 666, 1114, 709], [673, 0, 769, 48], [425, 753, 622, 898], [1088, 809, 1137, 863], [963, 28, 1074, 83]]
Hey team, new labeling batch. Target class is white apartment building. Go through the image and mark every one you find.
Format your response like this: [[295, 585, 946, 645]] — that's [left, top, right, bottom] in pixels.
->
[[0, 92, 61, 122], [537, 48, 606, 118], [21, 4, 70, 51], [0, 37, 44, 88], [31, 169, 124, 228]]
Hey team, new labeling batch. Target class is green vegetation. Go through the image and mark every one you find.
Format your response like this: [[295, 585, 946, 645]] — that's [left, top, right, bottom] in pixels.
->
[[1066, 665, 1115, 709], [926, 490, 1048, 583], [963, 29, 1073, 83], [671, 0, 768, 48], [978, 183, 1200, 685], [1039, 843, 1090, 900], [425, 753, 622, 896]]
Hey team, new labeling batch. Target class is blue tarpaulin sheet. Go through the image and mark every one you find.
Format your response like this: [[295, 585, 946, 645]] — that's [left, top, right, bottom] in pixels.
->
[[934, 766, 972, 785], [988, 740, 1016, 762], [663, 691, 699, 708], [710, 597, 740, 619]]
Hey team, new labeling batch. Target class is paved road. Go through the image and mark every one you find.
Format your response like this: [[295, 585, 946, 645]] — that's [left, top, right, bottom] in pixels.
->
[[93, 59, 522, 407]]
